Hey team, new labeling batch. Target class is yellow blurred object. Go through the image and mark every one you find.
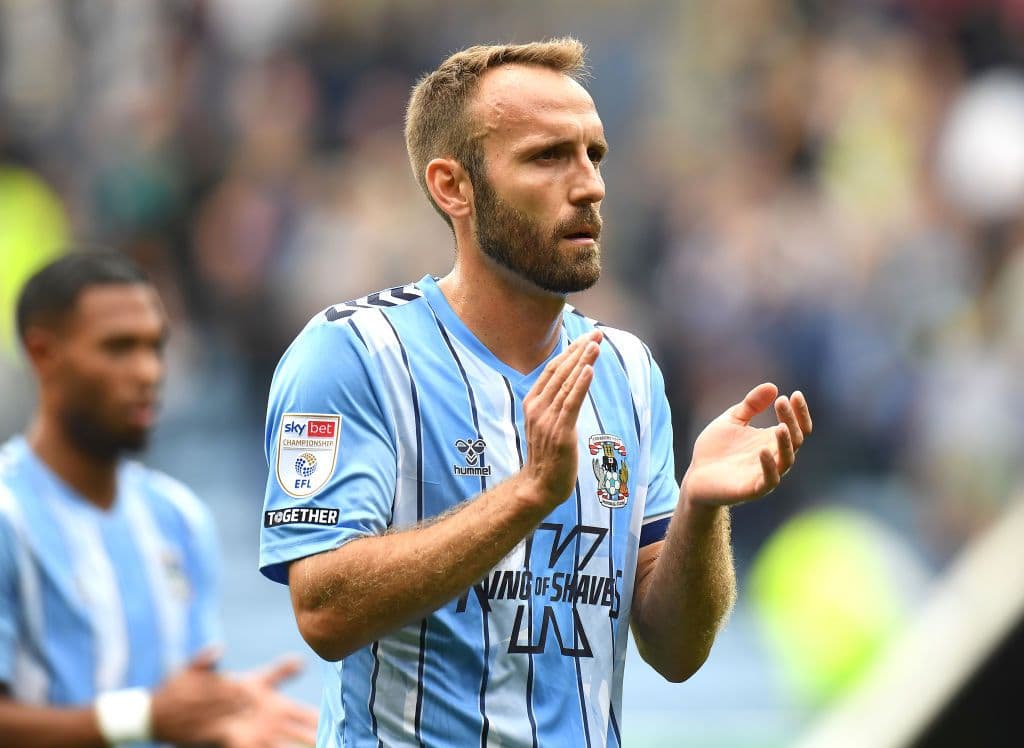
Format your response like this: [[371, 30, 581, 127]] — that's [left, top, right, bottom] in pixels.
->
[[0, 166, 68, 356], [749, 506, 920, 707]]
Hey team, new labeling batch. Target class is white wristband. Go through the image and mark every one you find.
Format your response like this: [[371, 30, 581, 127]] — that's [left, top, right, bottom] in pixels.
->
[[94, 688, 153, 745]]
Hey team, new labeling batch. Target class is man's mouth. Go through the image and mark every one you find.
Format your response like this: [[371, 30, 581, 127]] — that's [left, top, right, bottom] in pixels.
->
[[562, 226, 600, 243]]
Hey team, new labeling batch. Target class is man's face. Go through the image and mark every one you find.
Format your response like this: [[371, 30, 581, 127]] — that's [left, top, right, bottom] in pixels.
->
[[469, 65, 607, 294], [47, 284, 167, 459]]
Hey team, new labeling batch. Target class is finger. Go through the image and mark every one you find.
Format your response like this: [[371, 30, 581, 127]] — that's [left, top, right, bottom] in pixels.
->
[[252, 655, 304, 688], [792, 390, 813, 435], [531, 339, 589, 406], [187, 646, 223, 671], [283, 702, 320, 729], [759, 447, 780, 493], [774, 395, 804, 450], [268, 716, 318, 747], [531, 331, 602, 396], [729, 383, 779, 425], [550, 342, 599, 412], [556, 363, 595, 426], [775, 424, 795, 474]]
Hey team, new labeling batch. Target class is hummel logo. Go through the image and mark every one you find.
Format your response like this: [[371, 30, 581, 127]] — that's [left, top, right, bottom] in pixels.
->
[[455, 438, 486, 465], [454, 437, 491, 477]]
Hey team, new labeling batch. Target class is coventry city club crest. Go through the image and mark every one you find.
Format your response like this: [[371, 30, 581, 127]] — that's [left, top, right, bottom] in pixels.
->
[[589, 433, 630, 508]]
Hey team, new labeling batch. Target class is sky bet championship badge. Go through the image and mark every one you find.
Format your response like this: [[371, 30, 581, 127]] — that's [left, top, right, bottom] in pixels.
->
[[276, 413, 341, 498], [589, 433, 630, 508]]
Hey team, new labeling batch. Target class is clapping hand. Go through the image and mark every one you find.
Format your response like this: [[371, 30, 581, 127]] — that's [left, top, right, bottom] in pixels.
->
[[216, 656, 319, 748], [683, 384, 812, 508]]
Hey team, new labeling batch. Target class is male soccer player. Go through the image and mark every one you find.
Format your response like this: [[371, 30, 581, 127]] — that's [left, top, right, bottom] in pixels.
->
[[260, 38, 812, 747], [0, 252, 318, 747]]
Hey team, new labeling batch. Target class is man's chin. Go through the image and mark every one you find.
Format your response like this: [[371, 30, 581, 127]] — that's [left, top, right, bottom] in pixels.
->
[[538, 265, 601, 295]]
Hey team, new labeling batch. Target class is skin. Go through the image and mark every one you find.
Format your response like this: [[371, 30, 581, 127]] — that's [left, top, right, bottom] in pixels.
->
[[1, 283, 318, 747], [289, 63, 812, 686]]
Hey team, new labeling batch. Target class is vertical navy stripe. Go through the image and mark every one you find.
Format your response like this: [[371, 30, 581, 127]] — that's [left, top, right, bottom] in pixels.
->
[[435, 320, 487, 493], [598, 329, 642, 444], [586, 391, 622, 746], [503, 376, 539, 748], [369, 640, 381, 737], [348, 319, 367, 347], [433, 316, 492, 747], [572, 480, 594, 748], [380, 312, 428, 743]]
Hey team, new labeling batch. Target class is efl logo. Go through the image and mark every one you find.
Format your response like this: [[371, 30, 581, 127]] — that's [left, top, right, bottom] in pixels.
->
[[307, 420, 336, 438]]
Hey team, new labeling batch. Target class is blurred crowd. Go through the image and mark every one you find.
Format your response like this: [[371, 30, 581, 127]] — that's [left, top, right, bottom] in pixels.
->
[[3, 0, 1024, 715]]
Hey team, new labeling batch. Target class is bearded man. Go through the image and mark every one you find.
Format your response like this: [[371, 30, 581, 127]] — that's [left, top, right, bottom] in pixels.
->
[[260, 38, 812, 748], [1, 251, 317, 747]]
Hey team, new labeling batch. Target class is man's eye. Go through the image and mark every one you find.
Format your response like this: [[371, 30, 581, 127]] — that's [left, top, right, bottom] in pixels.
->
[[535, 149, 558, 161]]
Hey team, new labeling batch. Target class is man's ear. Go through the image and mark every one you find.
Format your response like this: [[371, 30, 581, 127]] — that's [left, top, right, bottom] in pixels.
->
[[425, 157, 474, 221], [21, 326, 61, 377]]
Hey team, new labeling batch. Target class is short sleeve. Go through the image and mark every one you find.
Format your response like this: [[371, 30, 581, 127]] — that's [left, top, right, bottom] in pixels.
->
[[640, 353, 678, 547], [0, 508, 18, 687], [259, 319, 397, 584]]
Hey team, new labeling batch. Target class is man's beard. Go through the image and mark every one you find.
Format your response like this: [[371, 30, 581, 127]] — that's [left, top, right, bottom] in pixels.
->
[[60, 404, 149, 461], [472, 171, 602, 294]]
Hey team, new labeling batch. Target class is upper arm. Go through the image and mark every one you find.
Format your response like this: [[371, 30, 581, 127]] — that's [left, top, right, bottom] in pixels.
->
[[259, 319, 397, 585]]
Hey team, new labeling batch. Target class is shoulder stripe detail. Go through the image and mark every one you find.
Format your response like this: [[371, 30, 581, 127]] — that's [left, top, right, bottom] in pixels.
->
[[324, 284, 423, 322]]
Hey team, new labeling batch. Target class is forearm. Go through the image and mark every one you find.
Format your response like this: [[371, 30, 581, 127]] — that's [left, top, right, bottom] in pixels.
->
[[291, 475, 551, 660], [631, 488, 737, 682], [0, 698, 105, 748]]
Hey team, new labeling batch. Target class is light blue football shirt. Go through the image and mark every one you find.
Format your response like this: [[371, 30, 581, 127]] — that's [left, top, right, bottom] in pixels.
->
[[260, 275, 678, 748], [0, 436, 220, 739]]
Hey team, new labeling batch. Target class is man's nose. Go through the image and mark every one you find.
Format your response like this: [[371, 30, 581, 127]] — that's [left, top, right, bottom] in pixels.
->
[[133, 349, 164, 388], [569, 157, 605, 206]]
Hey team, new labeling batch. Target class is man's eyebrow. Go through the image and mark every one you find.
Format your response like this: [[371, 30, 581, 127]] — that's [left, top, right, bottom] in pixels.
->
[[513, 136, 609, 156]]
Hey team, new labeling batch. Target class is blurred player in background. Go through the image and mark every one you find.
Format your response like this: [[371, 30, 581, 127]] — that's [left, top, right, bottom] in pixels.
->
[[0, 252, 318, 747], [260, 38, 811, 746]]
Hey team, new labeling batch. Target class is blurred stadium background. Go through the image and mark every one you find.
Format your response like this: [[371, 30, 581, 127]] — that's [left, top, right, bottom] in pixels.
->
[[1, 1, 1022, 745]]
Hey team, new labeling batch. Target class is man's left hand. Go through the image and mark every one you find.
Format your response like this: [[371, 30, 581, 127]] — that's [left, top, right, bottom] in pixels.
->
[[683, 383, 812, 508]]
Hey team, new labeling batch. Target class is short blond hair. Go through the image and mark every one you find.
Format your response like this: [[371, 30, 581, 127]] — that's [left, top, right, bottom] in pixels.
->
[[405, 38, 588, 226]]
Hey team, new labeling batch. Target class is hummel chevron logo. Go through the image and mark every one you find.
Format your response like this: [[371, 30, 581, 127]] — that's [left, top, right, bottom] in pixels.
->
[[455, 438, 486, 465], [454, 437, 491, 477]]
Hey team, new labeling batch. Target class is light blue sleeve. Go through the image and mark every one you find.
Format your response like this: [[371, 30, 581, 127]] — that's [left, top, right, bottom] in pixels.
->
[[0, 511, 17, 687], [641, 352, 678, 546], [259, 319, 397, 584]]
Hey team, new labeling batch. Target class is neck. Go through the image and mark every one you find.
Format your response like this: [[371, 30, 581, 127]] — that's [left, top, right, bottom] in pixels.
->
[[26, 414, 118, 509], [438, 255, 567, 374]]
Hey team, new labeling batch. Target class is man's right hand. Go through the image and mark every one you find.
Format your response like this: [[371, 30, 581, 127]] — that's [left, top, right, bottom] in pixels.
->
[[151, 649, 318, 747], [150, 649, 247, 744], [521, 330, 602, 509]]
